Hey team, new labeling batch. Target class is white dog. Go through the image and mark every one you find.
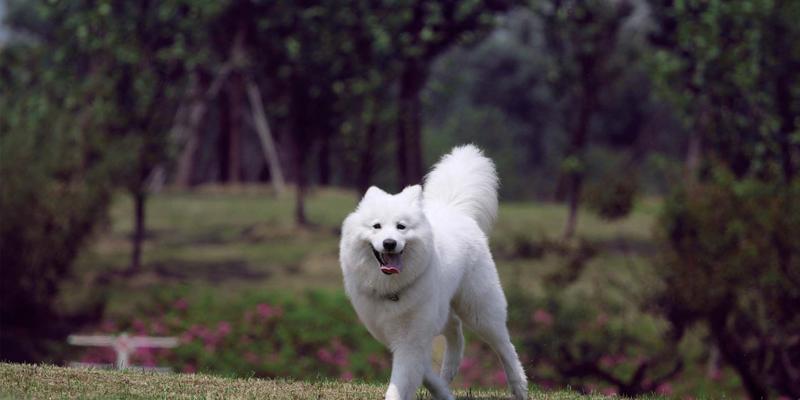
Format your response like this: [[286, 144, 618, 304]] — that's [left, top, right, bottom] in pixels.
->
[[339, 145, 527, 400]]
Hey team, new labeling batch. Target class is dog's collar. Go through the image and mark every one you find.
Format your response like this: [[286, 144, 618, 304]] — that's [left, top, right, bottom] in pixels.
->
[[384, 293, 400, 302], [375, 284, 409, 302], [367, 265, 428, 302]]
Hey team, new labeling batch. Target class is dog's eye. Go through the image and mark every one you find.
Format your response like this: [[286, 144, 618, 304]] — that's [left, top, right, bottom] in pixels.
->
[[396, 223, 406, 230], [372, 223, 381, 229]]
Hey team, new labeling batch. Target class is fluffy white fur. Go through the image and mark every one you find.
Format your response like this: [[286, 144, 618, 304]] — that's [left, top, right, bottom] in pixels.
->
[[339, 145, 527, 400]]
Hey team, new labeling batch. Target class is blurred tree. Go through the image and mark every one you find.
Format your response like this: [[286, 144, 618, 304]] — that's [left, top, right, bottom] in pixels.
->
[[534, 0, 635, 239], [4, 0, 221, 272], [0, 43, 121, 362], [657, 174, 799, 399], [649, 1, 800, 397], [390, 0, 519, 187], [424, 7, 678, 201], [648, 0, 800, 183], [250, 0, 360, 225], [506, 240, 683, 396]]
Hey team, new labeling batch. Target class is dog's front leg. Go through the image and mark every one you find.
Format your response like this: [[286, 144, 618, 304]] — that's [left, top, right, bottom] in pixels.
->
[[385, 341, 430, 400]]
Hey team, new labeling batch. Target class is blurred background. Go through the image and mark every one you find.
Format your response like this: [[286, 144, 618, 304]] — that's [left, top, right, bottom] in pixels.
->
[[0, 0, 798, 398]]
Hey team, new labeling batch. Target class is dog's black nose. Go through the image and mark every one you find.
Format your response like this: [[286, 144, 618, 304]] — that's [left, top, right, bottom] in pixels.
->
[[383, 239, 397, 251]]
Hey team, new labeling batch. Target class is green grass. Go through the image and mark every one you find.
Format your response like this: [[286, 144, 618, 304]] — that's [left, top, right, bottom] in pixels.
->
[[63, 185, 660, 324], [48, 186, 683, 396], [0, 363, 626, 400]]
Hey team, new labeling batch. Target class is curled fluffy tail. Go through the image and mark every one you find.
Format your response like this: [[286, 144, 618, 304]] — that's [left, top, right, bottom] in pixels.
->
[[423, 144, 499, 235]]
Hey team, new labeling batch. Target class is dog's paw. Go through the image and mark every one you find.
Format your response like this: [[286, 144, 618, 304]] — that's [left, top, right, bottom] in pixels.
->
[[510, 382, 528, 400], [440, 368, 457, 384], [384, 384, 403, 400]]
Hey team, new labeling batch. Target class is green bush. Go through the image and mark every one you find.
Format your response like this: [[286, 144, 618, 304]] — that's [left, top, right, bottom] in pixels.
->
[[76, 289, 390, 381], [656, 172, 800, 398], [507, 281, 682, 397], [0, 46, 126, 362], [584, 177, 637, 220]]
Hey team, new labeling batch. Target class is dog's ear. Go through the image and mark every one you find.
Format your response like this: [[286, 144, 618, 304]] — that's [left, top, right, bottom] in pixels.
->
[[362, 186, 387, 202], [400, 185, 423, 206]]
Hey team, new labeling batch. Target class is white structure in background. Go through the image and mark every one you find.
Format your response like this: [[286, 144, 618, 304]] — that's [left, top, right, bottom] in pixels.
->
[[68, 333, 178, 372]]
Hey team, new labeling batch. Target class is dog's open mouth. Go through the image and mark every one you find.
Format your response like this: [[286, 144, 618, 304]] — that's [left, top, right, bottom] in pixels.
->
[[372, 248, 404, 275]]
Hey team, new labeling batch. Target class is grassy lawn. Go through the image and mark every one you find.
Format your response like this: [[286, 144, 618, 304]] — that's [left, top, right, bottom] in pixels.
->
[[43, 186, 702, 397], [67, 185, 658, 319], [0, 363, 627, 400]]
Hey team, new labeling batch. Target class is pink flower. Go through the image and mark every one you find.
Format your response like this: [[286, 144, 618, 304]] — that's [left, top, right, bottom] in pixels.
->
[[656, 383, 673, 395], [180, 332, 194, 344], [368, 353, 388, 370], [100, 320, 117, 333], [174, 298, 188, 311], [600, 355, 615, 368], [317, 349, 333, 364], [183, 363, 196, 373], [317, 340, 350, 367], [135, 348, 156, 367], [492, 369, 507, 386], [256, 303, 275, 319], [150, 320, 166, 335], [217, 321, 232, 336], [132, 319, 147, 333], [244, 352, 259, 364], [595, 313, 609, 327], [460, 357, 478, 371], [601, 387, 618, 396], [340, 371, 354, 381], [532, 309, 554, 326]]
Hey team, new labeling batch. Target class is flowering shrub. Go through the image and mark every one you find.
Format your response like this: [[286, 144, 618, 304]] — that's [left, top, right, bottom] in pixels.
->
[[77, 289, 389, 380], [504, 269, 685, 397]]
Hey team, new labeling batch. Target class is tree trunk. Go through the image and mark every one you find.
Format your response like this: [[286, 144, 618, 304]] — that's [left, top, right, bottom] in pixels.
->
[[291, 74, 309, 226], [318, 131, 331, 186], [130, 189, 146, 272], [358, 119, 378, 194], [174, 101, 205, 187], [172, 72, 210, 188], [396, 61, 426, 189], [562, 94, 594, 240], [218, 89, 232, 183], [775, 65, 797, 183], [685, 132, 702, 184], [709, 310, 768, 400], [563, 173, 583, 240], [227, 72, 243, 184], [245, 79, 286, 194], [294, 145, 308, 226]]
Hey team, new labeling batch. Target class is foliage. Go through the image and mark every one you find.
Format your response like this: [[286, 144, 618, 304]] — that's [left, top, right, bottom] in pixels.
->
[[0, 45, 124, 362], [583, 154, 638, 221], [76, 289, 389, 381], [656, 172, 800, 398], [648, 1, 800, 397], [584, 179, 635, 220], [504, 241, 682, 397], [648, 0, 800, 180], [1, 0, 224, 360]]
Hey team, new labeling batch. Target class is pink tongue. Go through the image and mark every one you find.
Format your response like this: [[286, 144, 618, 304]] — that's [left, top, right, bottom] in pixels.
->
[[380, 266, 400, 275], [380, 253, 402, 275]]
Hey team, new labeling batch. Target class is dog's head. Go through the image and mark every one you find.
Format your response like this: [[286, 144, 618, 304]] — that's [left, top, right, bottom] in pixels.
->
[[340, 185, 431, 276]]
